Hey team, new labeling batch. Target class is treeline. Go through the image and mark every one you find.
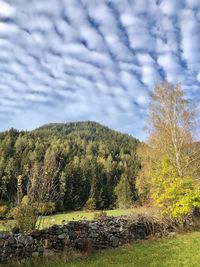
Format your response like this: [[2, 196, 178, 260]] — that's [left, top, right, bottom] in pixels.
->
[[0, 121, 139, 212]]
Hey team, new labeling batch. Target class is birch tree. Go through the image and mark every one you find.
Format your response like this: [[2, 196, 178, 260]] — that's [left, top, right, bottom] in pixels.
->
[[148, 81, 199, 178], [136, 81, 200, 218]]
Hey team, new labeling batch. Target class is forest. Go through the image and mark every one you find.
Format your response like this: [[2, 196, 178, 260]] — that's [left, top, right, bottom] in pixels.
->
[[0, 121, 139, 213]]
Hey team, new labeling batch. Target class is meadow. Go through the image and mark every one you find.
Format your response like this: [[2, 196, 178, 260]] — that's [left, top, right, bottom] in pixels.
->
[[0, 208, 135, 231]]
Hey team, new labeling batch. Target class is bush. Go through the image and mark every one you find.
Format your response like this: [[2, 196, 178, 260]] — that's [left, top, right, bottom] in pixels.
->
[[11, 202, 56, 232], [12, 203, 38, 232], [0, 205, 9, 219], [85, 197, 96, 211], [150, 157, 200, 222], [9, 198, 56, 231], [93, 211, 108, 220], [38, 202, 56, 215]]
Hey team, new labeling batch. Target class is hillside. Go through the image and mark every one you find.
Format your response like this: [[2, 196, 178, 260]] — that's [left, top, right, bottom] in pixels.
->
[[34, 121, 136, 144], [0, 121, 139, 211]]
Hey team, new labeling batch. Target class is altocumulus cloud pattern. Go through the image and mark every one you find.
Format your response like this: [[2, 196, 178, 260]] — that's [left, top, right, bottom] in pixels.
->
[[0, 0, 200, 138]]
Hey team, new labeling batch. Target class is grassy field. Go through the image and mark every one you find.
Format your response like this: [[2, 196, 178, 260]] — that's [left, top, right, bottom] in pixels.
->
[[0, 208, 134, 231], [39, 208, 134, 228], [9, 231, 200, 267]]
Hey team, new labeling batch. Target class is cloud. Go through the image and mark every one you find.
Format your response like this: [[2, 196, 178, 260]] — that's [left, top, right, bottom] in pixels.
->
[[157, 52, 182, 82], [0, 1, 15, 17], [137, 53, 161, 87], [179, 8, 200, 71], [159, 0, 184, 16], [0, 0, 199, 139]]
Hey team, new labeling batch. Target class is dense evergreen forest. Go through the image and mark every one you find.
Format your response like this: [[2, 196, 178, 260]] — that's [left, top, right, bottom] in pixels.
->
[[0, 121, 139, 212]]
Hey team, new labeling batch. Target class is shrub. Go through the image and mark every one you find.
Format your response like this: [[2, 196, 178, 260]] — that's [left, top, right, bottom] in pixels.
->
[[11, 202, 56, 232], [12, 203, 38, 232], [150, 157, 200, 223], [93, 211, 108, 220], [38, 202, 56, 215], [0, 205, 9, 219], [85, 197, 96, 211]]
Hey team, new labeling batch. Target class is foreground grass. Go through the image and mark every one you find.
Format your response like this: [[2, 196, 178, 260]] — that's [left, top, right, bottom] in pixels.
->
[[0, 208, 134, 231], [9, 231, 200, 267]]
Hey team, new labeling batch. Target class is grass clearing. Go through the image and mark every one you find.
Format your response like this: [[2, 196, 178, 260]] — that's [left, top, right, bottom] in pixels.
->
[[39, 208, 134, 228], [0, 208, 136, 231]]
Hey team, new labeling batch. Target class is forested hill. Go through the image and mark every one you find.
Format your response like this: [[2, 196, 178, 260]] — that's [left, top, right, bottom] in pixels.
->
[[34, 121, 134, 143], [0, 121, 139, 211]]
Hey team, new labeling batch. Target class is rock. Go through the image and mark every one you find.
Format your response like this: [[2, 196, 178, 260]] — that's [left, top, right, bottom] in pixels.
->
[[48, 228, 57, 235], [30, 230, 40, 238], [3, 246, 12, 253], [58, 233, 68, 239], [89, 232, 99, 238], [7, 236, 15, 245], [40, 229, 49, 235], [0, 240, 5, 247], [52, 224, 59, 228], [32, 251, 39, 258], [119, 226, 124, 232], [62, 227, 69, 233], [56, 229, 63, 235], [110, 227, 120, 233], [0, 232, 10, 239], [110, 236, 119, 247], [11, 227, 20, 234], [53, 243, 63, 250], [68, 231, 77, 239], [38, 247, 44, 253], [26, 246, 36, 253], [17, 234, 34, 246], [12, 242, 24, 248], [12, 243, 24, 248]]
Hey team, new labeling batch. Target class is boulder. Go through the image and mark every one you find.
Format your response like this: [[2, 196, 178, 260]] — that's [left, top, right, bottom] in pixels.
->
[[110, 236, 119, 247], [0, 232, 10, 239], [17, 234, 34, 246]]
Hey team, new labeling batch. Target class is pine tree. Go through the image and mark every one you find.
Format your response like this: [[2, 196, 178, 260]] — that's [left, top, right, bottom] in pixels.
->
[[115, 174, 133, 209]]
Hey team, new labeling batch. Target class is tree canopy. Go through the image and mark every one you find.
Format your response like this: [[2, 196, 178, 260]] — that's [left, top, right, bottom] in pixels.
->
[[0, 121, 139, 212]]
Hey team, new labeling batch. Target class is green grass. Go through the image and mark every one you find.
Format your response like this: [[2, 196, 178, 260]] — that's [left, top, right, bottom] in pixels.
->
[[19, 231, 200, 267], [0, 208, 134, 231], [39, 208, 134, 228]]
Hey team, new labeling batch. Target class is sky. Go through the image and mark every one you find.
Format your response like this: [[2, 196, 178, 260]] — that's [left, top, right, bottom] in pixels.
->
[[0, 0, 200, 139]]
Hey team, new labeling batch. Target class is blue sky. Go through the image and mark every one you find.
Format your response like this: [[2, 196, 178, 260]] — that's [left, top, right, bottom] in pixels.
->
[[0, 0, 200, 139]]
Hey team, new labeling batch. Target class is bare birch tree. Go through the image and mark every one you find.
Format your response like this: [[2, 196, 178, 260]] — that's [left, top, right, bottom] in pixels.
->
[[14, 150, 60, 231], [148, 81, 199, 177], [137, 81, 200, 203]]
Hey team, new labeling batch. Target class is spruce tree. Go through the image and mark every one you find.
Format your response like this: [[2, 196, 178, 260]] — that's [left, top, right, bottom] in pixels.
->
[[115, 174, 133, 209]]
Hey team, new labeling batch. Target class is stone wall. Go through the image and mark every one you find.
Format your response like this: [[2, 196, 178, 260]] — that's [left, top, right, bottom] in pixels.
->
[[0, 215, 162, 263]]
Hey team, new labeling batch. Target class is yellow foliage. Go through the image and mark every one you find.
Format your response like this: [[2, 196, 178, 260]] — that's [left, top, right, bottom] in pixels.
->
[[38, 202, 56, 215], [150, 157, 200, 219], [0, 205, 9, 217], [11, 203, 38, 232]]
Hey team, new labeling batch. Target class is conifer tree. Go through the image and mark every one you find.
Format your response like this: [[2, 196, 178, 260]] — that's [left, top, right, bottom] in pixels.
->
[[115, 174, 132, 209]]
